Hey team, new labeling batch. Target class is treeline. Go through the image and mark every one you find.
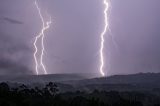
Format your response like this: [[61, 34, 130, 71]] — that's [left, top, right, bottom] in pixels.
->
[[0, 82, 160, 106]]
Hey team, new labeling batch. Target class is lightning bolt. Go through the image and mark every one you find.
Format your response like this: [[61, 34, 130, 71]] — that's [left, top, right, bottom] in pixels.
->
[[100, 0, 109, 77], [34, 0, 52, 75]]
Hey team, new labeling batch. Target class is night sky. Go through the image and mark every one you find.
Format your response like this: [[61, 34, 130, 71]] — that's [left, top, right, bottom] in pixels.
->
[[0, 0, 160, 76]]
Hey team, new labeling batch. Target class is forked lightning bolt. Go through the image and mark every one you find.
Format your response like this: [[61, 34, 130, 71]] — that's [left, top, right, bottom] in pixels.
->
[[100, 0, 109, 77], [34, 0, 52, 75]]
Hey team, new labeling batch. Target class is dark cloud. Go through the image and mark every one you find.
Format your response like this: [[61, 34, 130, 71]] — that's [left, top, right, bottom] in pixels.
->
[[0, 33, 32, 75], [0, 58, 32, 75], [2, 17, 23, 25]]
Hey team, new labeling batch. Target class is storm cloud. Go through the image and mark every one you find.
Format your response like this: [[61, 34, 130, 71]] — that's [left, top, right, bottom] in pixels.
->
[[0, 0, 160, 76]]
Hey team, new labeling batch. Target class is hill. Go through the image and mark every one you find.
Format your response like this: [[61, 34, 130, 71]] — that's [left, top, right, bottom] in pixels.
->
[[62, 73, 160, 92], [1, 73, 160, 92]]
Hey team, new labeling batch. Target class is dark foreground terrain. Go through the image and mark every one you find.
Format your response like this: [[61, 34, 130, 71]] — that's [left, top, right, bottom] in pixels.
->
[[0, 82, 160, 106], [1, 73, 160, 106]]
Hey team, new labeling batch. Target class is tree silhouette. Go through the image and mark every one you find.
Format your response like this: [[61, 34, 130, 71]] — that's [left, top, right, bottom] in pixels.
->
[[43, 82, 59, 96], [1, 82, 160, 106]]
